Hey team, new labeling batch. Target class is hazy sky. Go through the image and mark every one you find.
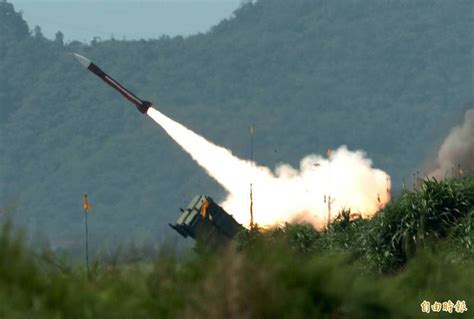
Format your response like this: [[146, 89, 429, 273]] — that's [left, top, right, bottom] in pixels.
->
[[10, 0, 242, 42]]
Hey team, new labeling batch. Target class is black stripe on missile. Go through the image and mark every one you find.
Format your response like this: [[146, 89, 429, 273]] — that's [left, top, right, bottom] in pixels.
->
[[88, 63, 144, 107], [88, 63, 106, 78]]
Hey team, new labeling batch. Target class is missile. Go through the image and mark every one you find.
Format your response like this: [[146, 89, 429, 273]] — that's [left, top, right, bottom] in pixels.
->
[[74, 53, 151, 114]]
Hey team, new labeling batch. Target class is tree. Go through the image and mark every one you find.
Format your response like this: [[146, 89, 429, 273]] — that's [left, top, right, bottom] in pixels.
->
[[55, 31, 64, 45]]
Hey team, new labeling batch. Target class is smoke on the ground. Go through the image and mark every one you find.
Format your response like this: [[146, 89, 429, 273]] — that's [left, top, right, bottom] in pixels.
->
[[428, 109, 474, 179]]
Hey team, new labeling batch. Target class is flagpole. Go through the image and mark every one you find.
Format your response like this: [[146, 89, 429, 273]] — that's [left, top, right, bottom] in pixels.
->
[[249, 125, 255, 229], [327, 195, 331, 229], [83, 194, 90, 279], [325, 148, 334, 229]]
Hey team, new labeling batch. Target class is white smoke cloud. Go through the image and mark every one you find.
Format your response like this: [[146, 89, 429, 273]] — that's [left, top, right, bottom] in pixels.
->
[[147, 107, 390, 229]]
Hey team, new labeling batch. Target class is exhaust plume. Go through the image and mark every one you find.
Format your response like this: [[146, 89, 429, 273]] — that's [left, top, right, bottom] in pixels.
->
[[147, 107, 390, 229], [428, 109, 474, 179]]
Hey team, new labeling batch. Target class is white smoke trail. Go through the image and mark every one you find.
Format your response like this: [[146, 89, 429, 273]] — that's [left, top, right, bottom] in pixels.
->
[[147, 107, 390, 229]]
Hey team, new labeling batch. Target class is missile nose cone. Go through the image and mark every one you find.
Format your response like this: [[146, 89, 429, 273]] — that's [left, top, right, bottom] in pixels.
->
[[74, 53, 91, 68]]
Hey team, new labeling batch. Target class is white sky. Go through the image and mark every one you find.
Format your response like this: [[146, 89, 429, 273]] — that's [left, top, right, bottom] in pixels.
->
[[10, 0, 242, 42]]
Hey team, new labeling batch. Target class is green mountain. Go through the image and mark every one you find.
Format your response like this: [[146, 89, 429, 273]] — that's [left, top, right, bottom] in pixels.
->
[[0, 0, 472, 252]]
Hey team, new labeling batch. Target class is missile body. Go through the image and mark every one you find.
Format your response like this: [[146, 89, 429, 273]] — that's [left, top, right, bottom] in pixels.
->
[[74, 54, 151, 114]]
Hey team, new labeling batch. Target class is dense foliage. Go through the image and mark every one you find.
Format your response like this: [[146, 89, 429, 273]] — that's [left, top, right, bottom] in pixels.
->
[[0, 0, 472, 248], [0, 175, 473, 318]]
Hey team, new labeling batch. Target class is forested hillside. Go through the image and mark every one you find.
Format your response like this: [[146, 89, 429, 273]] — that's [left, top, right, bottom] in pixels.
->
[[0, 0, 472, 252]]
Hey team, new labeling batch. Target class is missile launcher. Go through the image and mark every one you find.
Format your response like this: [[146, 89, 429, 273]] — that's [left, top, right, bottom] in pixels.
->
[[170, 195, 244, 249]]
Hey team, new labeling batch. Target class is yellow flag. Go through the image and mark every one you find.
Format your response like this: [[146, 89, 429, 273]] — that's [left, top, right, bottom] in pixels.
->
[[83, 194, 91, 212], [326, 148, 332, 159], [200, 198, 209, 218]]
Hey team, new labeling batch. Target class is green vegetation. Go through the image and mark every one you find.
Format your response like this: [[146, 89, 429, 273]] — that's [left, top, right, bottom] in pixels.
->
[[1, 0, 472, 250], [1, 176, 473, 318]]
